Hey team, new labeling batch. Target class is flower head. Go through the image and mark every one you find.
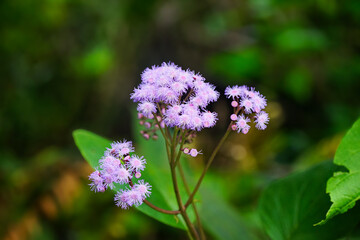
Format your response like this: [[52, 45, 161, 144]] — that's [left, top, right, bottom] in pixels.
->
[[89, 140, 151, 209], [226, 85, 269, 134], [132, 62, 219, 132]]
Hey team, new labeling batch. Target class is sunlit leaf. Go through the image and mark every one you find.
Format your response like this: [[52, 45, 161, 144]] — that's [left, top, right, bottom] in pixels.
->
[[258, 161, 360, 240], [318, 118, 360, 224]]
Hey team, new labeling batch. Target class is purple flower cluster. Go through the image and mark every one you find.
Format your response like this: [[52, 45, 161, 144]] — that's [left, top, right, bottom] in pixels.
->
[[225, 85, 269, 134], [131, 62, 219, 132], [88, 140, 151, 209]]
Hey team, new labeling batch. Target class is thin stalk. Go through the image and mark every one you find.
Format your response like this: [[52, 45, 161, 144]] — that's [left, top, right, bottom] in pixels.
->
[[153, 113, 171, 160], [170, 127, 199, 240], [174, 132, 187, 167], [143, 200, 181, 215], [178, 162, 206, 240], [184, 127, 232, 208], [170, 163, 199, 239]]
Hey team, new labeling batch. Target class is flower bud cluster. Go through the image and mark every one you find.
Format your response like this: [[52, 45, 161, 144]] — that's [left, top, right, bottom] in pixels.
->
[[131, 62, 219, 132], [88, 140, 151, 209], [182, 147, 202, 157], [137, 113, 163, 140], [225, 85, 269, 134]]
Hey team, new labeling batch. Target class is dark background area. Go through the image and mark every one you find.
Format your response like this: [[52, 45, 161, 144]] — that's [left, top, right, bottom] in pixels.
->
[[1, 0, 360, 239]]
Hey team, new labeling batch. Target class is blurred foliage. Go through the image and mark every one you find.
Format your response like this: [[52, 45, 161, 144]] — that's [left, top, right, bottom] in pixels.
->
[[1, 0, 360, 239]]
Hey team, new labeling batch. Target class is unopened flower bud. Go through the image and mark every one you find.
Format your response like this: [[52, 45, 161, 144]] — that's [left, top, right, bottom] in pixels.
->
[[183, 148, 189, 154], [190, 149, 198, 157], [144, 122, 151, 129], [230, 114, 238, 121], [135, 172, 141, 178], [231, 101, 238, 107], [231, 124, 237, 131], [143, 133, 150, 140]]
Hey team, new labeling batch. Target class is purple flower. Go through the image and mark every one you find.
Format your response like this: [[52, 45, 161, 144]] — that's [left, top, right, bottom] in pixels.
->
[[126, 189, 144, 207], [240, 97, 253, 114], [89, 170, 105, 192], [128, 155, 146, 172], [137, 101, 157, 118], [132, 62, 219, 131], [134, 180, 152, 198], [106, 140, 134, 157], [236, 115, 250, 133], [114, 189, 130, 209], [255, 111, 269, 130], [89, 140, 152, 209], [201, 111, 217, 128], [225, 85, 269, 134]]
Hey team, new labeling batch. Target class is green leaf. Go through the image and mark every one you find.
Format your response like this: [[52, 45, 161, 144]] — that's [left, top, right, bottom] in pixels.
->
[[73, 129, 187, 230], [73, 129, 110, 169], [319, 118, 360, 224], [200, 187, 255, 240], [258, 161, 360, 240]]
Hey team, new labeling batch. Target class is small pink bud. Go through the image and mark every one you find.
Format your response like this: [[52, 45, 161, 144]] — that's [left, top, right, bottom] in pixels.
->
[[144, 122, 151, 129], [154, 124, 159, 129], [152, 134, 158, 140], [139, 121, 144, 125], [242, 127, 249, 134], [230, 114, 238, 121], [231, 101, 238, 108], [183, 148, 189, 154], [231, 124, 237, 131], [135, 172, 141, 178], [190, 149, 198, 157], [160, 122, 165, 128], [143, 133, 150, 140], [138, 113, 143, 119]]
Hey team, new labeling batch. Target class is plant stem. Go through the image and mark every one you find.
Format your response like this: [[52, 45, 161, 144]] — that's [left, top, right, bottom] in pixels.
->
[[143, 200, 181, 215], [178, 162, 206, 240], [153, 113, 171, 160], [184, 127, 231, 208], [169, 128, 199, 240], [170, 163, 199, 240]]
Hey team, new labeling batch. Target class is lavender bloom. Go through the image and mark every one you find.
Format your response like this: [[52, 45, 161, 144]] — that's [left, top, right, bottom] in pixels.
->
[[131, 62, 220, 132], [255, 111, 269, 130], [89, 140, 151, 209], [226, 85, 269, 134], [134, 180, 152, 198], [127, 155, 146, 172], [106, 140, 134, 157]]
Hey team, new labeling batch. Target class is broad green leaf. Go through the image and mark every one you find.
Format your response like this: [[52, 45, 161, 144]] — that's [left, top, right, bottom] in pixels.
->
[[73, 129, 110, 169], [258, 161, 360, 240], [319, 118, 360, 224], [200, 187, 255, 240], [179, 160, 256, 240], [73, 129, 187, 229]]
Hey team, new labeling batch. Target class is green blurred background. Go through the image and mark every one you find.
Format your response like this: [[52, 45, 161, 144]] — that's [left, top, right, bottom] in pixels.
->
[[1, 0, 360, 239]]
